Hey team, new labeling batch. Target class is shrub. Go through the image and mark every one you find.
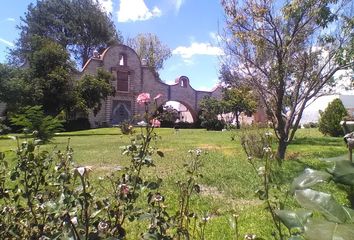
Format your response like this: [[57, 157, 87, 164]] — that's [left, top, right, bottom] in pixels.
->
[[318, 98, 348, 137], [160, 120, 175, 128], [201, 119, 225, 131], [303, 122, 318, 128], [63, 118, 91, 131], [240, 128, 273, 159], [119, 120, 134, 135], [10, 105, 63, 142], [174, 121, 196, 129], [0, 117, 10, 135]]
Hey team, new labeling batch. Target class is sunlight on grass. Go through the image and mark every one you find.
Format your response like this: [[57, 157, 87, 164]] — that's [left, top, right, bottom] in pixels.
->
[[0, 127, 348, 239]]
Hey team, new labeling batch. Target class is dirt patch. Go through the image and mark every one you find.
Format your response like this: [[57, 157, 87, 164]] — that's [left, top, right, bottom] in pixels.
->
[[158, 148, 175, 153], [196, 144, 237, 156], [197, 144, 219, 150], [200, 184, 262, 210]]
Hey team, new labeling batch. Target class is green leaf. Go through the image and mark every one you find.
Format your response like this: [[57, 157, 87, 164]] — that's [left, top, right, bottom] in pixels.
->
[[342, 206, 354, 223], [328, 160, 354, 186], [90, 209, 102, 218], [304, 220, 354, 240], [291, 168, 331, 193], [275, 209, 312, 231], [294, 189, 348, 223]]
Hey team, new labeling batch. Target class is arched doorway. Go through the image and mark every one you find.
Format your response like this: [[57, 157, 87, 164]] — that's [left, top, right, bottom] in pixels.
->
[[158, 101, 197, 126], [111, 101, 131, 124]]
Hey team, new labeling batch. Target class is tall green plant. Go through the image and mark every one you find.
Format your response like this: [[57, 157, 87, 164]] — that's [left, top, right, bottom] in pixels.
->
[[318, 98, 348, 137], [10, 105, 63, 142], [242, 131, 290, 239]]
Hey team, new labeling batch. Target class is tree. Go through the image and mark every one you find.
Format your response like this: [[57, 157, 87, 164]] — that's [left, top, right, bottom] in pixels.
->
[[223, 87, 258, 129], [75, 68, 115, 115], [318, 98, 348, 137], [26, 36, 74, 116], [0, 64, 32, 112], [2, 37, 114, 120], [221, 0, 354, 160], [155, 105, 179, 127], [198, 96, 225, 130], [12, 0, 121, 67], [1, 36, 73, 116], [10, 105, 63, 142], [126, 33, 171, 74]]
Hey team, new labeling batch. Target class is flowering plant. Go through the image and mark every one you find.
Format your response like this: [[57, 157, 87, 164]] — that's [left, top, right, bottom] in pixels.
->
[[0, 92, 210, 239], [137, 93, 151, 104]]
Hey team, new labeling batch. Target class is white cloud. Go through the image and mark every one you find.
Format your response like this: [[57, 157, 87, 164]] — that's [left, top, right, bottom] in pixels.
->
[[6, 17, 15, 22], [209, 32, 222, 43], [172, 42, 224, 59], [117, 0, 162, 22], [173, 0, 186, 13], [97, 0, 113, 14], [0, 38, 14, 47]]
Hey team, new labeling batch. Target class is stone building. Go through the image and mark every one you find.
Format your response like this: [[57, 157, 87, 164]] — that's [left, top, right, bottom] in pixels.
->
[[0, 44, 269, 128], [80, 44, 223, 127]]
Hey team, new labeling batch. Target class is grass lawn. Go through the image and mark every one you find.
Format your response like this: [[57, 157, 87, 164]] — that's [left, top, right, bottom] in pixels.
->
[[0, 127, 349, 239]]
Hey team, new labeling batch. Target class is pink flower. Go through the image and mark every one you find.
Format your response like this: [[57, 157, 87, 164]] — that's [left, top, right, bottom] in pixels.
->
[[137, 93, 151, 104], [154, 93, 163, 100], [150, 119, 161, 127], [119, 184, 130, 196]]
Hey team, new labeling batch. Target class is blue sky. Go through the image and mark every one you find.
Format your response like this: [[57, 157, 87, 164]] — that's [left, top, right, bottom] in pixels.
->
[[0, 0, 225, 91]]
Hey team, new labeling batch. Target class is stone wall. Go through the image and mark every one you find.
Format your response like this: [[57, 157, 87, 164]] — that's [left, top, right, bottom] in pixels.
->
[[80, 44, 223, 127]]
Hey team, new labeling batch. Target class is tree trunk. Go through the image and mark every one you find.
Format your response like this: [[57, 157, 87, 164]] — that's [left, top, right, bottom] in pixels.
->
[[235, 112, 240, 129], [276, 140, 288, 163]]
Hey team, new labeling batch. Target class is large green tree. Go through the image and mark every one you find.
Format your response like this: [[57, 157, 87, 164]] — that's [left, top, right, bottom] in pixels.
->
[[126, 33, 171, 74], [74, 68, 115, 116], [1, 36, 73, 116], [1, 37, 115, 119], [223, 87, 258, 129], [221, 0, 354, 160], [26, 36, 74, 116], [318, 98, 348, 137], [198, 96, 225, 130], [0, 64, 31, 112], [12, 0, 121, 67]]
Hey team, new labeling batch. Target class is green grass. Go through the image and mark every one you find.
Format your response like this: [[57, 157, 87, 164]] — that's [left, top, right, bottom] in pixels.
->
[[0, 127, 349, 239]]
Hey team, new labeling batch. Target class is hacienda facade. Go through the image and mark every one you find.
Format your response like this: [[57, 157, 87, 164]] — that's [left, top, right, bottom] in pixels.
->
[[79, 44, 224, 127]]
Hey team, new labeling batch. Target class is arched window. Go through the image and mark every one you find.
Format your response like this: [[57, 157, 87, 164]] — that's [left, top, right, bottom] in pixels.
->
[[119, 53, 127, 66], [180, 78, 188, 88]]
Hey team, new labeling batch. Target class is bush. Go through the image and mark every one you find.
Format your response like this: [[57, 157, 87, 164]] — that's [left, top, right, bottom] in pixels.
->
[[174, 121, 196, 129], [318, 98, 348, 137], [160, 120, 175, 128], [10, 105, 63, 142], [63, 118, 91, 131], [0, 117, 11, 135], [200, 119, 225, 131], [240, 128, 273, 159], [303, 122, 318, 128]]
